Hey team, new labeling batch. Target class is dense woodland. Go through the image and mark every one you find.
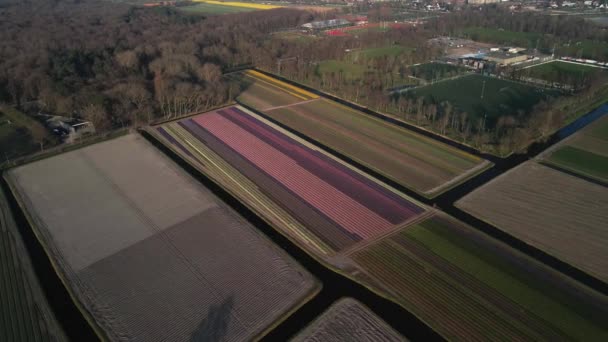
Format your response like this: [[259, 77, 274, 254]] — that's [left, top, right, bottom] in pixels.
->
[[0, 0, 312, 129], [1, 0, 607, 155]]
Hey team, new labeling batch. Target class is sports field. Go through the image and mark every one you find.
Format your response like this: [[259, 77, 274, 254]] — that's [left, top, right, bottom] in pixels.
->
[[523, 61, 602, 84], [231, 70, 490, 197], [541, 113, 608, 182], [409, 74, 557, 127], [461, 27, 542, 48], [351, 213, 608, 340], [457, 161, 608, 284], [0, 188, 66, 341], [155, 105, 426, 255], [292, 298, 405, 341], [6, 134, 317, 341]]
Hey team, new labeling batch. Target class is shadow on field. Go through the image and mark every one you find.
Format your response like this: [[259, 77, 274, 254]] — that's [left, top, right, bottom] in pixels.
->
[[191, 296, 234, 342]]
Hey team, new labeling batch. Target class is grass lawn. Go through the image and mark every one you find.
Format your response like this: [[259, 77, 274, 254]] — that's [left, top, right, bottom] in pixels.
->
[[0, 108, 49, 161], [409, 74, 559, 128], [316, 60, 368, 80], [460, 27, 542, 49], [354, 45, 412, 59], [524, 61, 602, 83], [557, 40, 608, 60], [406, 216, 608, 341], [409, 62, 467, 81], [178, 3, 254, 15]]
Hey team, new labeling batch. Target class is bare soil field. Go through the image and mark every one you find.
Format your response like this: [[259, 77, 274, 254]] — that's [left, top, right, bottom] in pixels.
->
[[456, 162, 608, 283], [6, 134, 317, 341], [292, 298, 406, 342]]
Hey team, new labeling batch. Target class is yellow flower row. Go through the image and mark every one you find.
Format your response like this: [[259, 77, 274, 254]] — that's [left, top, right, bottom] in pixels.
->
[[192, 0, 281, 10], [246, 70, 319, 99]]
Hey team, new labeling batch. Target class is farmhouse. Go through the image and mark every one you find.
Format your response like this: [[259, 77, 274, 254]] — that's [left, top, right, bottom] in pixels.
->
[[484, 51, 528, 65]]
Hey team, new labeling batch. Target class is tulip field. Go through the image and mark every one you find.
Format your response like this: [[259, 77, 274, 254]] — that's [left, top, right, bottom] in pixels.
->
[[152, 104, 608, 341], [154, 105, 425, 255], [230, 70, 490, 197], [6, 134, 318, 342], [351, 213, 608, 341]]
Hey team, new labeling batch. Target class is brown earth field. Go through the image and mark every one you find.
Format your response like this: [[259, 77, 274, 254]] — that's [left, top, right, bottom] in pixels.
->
[[291, 298, 406, 342], [5, 134, 318, 342], [456, 161, 608, 284], [230, 70, 491, 198]]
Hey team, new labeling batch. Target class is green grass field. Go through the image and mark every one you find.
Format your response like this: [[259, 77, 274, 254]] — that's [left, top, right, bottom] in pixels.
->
[[524, 61, 602, 83], [461, 27, 542, 48], [409, 74, 558, 128], [409, 62, 467, 81], [0, 108, 50, 162], [316, 60, 368, 80], [548, 146, 608, 181], [544, 114, 608, 182], [354, 45, 412, 59], [557, 40, 608, 60], [178, 3, 254, 15]]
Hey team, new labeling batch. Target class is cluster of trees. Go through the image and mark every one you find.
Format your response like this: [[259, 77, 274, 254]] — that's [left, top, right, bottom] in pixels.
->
[[0, 0, 312, 130]]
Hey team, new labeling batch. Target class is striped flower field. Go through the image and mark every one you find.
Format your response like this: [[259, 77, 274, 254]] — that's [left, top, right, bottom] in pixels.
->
[[230, 70, 491, 197], [154, 105, 426, 254]]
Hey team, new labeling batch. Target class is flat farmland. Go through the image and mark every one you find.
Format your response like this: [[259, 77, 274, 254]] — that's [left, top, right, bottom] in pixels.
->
[[456, 161, 608, 283], [1, 188, 66, 341], [541, 114, 608, 183], [6, 134, 317, 341], [351, 213, 608, 340], [154, 105, 426, 256], [292, 298, 406, 342], [231, 70, 490, 197], [152, 106, 608, 340]]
